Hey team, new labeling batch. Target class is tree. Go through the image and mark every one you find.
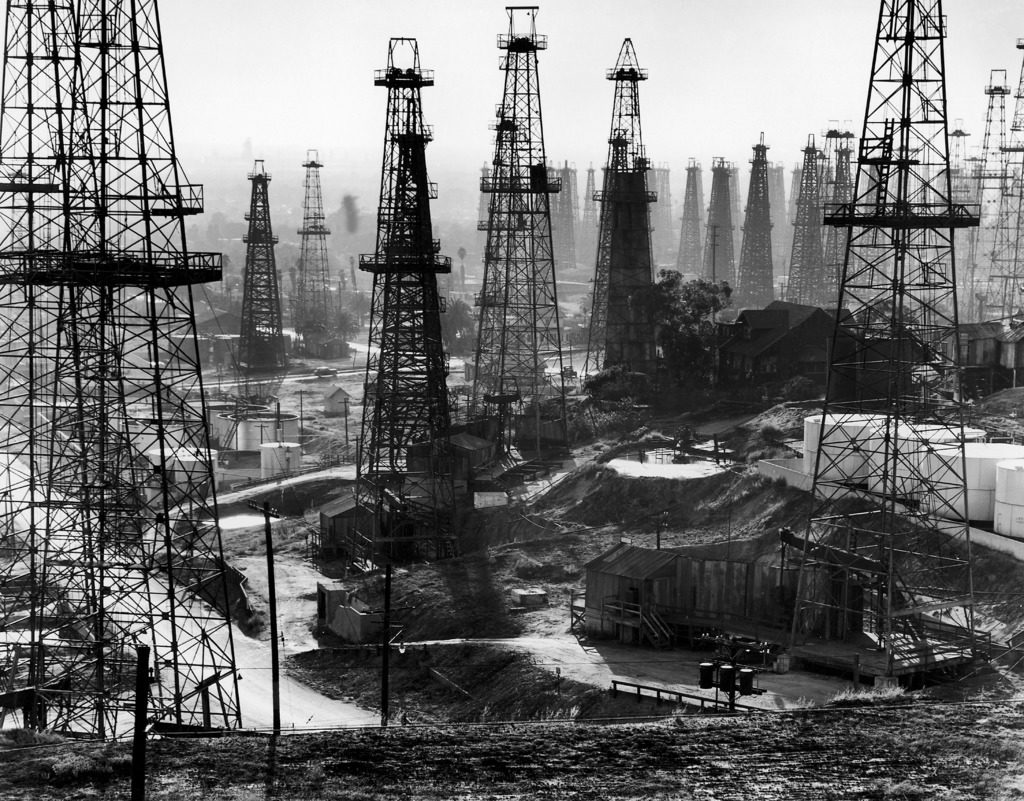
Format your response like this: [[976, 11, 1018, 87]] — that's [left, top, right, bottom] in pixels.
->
[[335, 307, 359, 341], [441, 297, 477, 356], [647, 270, 731, 386]]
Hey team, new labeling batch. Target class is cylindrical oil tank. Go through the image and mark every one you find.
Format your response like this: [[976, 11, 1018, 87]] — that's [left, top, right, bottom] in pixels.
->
[[802, 413, 884, 479], [204, 401, 237, 438], [923, 442, 1024, 521], [230, 413, 299, 451], [994, 460, 1024, 538], [260, 442, 301, 479]]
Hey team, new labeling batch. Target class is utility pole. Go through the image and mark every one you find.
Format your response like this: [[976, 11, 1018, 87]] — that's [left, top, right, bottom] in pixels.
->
[[250, 501, 282, 735], [131, 645, 150, 801]]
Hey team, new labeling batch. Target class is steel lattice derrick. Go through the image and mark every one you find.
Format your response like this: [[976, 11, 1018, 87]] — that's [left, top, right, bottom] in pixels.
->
[[988, 45, 1024, 321], [790, 0, 980, 678], [736, 134, 774, 309], [651, 164, 674, 265], [768, 162, 788, 277], [238, 161, 286, 401], [0, 0, 240, 738], [702, 157, 735, 286], [973, 70, 1011, 318], [787, 164, 801, 235], [293, 151, 333, 354], [357, 38, 455, 563], [584, 38, 657, 379], [728, 164, 743, 262], [676, 158, 704, 275], [949, 124, 981, 321], [471, 6, 567, 456], [549, 160, 578, 271], [786, 136, 826, 306], [822, 128, 856, 310]]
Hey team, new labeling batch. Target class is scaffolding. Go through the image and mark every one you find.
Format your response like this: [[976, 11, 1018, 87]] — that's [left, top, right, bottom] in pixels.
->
[[0, 0, 240, 737], [471, 6, 567, 455], [585, 38, 657, 378], [790, 0, 980, 679]]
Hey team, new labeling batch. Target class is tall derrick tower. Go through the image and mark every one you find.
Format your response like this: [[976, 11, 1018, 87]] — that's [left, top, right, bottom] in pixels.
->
[[0, 1, 239, 736], [238, 160, 287, 401], [975, 70, 1010, 318], [471, 7, 567, 455], [580, 163, 599, 268], [651, 164, 674, 265], [585, 38, 657, 378], [676, 158, 704, 274], [787, 163, 802, 236], [988, 47, 1024, 320], [949, 123, 980, 321], [293, 152, 333, 356], [550, 160, 578, 270], [736, 134, 774, 309], [787, 135, 825, 305], [821, 128, 855, 310], [768, 162, 788, 282], [729, 164, 743, 260], [789, 0, 980, 679], [357, 38, 455, 562], [702, 157, 735, 286]]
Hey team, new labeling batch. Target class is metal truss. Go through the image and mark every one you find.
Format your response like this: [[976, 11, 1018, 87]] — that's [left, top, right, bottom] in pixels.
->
[[736, 134, 775, 309], [821, 127, 856, 311], [293, 151, 333, 354], [471, 6, 567, 455], [786, 135, 825, 305], [0, 0, 240, 738], [676, 159, 704, 275], [357, 38, 455, 562], [584, 38, 657, 378], [703, 158, 736, 286], [238, 160, 286, 400], [790, 0, 980, 678]]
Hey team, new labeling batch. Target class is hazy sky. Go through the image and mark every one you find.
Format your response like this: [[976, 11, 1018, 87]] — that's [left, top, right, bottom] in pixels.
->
[[155, 1, 1021, 218]]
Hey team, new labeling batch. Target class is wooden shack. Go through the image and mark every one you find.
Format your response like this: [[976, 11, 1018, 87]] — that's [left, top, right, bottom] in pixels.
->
[[318, 494, 378, 561]]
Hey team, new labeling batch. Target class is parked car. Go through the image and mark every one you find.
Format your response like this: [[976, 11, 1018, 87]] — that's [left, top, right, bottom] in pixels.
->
[[314, 367, 338, 378]]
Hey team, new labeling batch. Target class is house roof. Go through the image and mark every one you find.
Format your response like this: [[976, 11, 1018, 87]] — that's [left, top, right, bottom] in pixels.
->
[[735, 309, 789, 331], [719, 327, 789, 358], [764, 300, 822, 327], [320, 494, 372, 518], [585, 541, 677, 579], [326, 385, 352, 400], [1000, 326, 1024, 344], [961, 322, 1003, 339]]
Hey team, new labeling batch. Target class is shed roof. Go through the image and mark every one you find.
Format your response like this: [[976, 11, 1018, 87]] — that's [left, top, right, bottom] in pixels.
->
[[325, 385, 352, 400], [449, 431, 494, 452], [320, 495, 372, 518], [585, 541, 677, 579]]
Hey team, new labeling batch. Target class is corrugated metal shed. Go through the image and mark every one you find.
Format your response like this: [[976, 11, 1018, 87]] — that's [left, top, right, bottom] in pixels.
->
[[585, 542, 677, 579]]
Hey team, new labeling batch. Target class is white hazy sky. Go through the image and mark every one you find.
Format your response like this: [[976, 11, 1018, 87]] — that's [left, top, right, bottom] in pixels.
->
[[154, 0, 1020, 216]]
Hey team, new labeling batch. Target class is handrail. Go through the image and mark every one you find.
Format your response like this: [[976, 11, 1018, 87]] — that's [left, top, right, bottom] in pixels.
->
[[610, 679, 763, 713]]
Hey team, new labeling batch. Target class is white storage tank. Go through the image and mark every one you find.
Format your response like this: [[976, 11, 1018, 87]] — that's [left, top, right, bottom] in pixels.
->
[[924, 442, 1024, 521], [802, 413, 884, 480], [228, 412, 299, 451], [260, 442, 301, 479], [994, 459, 1024, 538]]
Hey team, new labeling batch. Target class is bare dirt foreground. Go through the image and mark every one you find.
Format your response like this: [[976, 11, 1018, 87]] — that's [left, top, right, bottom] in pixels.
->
[[2, 700, 1023, 799]]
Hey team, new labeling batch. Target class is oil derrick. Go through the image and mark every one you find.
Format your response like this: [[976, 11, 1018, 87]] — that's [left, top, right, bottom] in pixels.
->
[[790, 1, 980, 678], [989, 46, 1024, 320], [768, 162, 788, 280], [950, 124, 980, 321], [357, 38, 455, 562], [786, 136, 825, 305], [238, 161, 287, 401], [471, 7, 567, 455], [787, 164, 802, 234], [580, 163, 599, 267], [476, 163, 491, 258], [974, 70, 1010, 318], [729, 164, 743, 260], [293, 151, 333, 355], [736, 134, 774, 309], [702, 157, 735, 286], [676, 158, 704, 274], [651, 164, 675, 265], [0, 1, 239, 736], [821, 127, 855, 310], [550, 160, 578, 270], [584, 38, 657, 378]]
